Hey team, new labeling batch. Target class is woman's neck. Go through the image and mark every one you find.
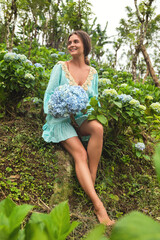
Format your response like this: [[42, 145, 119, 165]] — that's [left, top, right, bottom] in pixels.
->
[[70, 55, 86, 68]]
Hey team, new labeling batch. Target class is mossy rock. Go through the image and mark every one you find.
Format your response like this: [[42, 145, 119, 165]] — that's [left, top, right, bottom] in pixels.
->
[[49, 149, 75, 206]]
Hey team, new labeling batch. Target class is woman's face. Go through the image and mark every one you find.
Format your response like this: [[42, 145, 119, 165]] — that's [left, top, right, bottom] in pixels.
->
[[67, 34, 84, 57]]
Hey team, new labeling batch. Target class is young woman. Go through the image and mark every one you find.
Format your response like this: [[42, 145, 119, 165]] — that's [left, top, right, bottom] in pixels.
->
[[42, 30, 115, 226]]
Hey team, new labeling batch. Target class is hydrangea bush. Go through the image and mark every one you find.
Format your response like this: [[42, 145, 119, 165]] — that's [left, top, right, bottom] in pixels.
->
[[0, 51, 48, 114], [48, 84, 88, 118]]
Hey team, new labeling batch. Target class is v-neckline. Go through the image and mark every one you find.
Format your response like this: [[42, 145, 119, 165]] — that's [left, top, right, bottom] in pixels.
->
[[65, 61, 91, 87], [58, 61, 97, 91]]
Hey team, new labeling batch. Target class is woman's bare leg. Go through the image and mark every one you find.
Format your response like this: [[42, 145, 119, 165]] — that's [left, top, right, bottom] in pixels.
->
[[61, 136, 114, 226], [79, 120, 103, 185]]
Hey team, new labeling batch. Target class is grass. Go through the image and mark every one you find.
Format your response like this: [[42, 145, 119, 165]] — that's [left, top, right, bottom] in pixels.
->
[[0, 102, 160, 239]]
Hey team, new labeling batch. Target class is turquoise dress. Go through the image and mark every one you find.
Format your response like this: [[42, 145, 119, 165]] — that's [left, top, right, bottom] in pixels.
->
[[42, 61, 98, 143]]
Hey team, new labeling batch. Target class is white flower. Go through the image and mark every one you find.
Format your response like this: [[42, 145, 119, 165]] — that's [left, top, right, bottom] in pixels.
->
[[24, 73, 35, 80], [150, 102, 160, 113], [102, 88, 118, 97], [139, 105, 146, 111], [17, 54, 27, 61], [129, 99, 140, 106], [120, 83, 128, 87], [135, 142, 145, 151], [99, 78, 111, 86]]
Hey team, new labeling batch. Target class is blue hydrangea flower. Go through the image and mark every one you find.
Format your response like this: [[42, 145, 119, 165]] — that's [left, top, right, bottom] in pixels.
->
[[48, 84, 88, 118], [117, 94, 133, 103], [99, 78, 111, 86], [135, 142, 145, 151], [58, 51, 65, 56], [51, 53, 58, 58], [34, 63, 43, 68], [25, 59, 33, 65], [4, 52, 18, 62]]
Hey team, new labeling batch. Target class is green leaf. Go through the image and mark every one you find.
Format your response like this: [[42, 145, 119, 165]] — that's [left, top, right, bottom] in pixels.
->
[[88, 115, 96, 121], [90, 97, 98, 107], [97, 115, 108, 125], [83, 224, 108, 240], [136, 151, 141, 158], [113, 101, 122, 108], [49, 201, 79, 239], [9, 204, 34, 233], [110, 211, 160, 240], [0, 198, 16, 217], [153, 143, 160, 183]]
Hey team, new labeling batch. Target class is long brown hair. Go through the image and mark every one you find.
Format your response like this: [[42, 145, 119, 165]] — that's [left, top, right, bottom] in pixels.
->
[[68, 30, 91, 65]]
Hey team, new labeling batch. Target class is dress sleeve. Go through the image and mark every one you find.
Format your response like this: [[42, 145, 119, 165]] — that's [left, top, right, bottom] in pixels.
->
[[43, 63, 62, 114]]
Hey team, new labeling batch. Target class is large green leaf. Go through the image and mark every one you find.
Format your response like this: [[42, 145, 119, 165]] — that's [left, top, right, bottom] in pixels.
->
[[83, 224, 108, 240], [110, 211, 160, 240], [0, 198, 16, 217], [49, 201, 79, 240], [97, 115, 108, 125], [9, 204, 34, 233], [153, 143, 160, 183], [28, 201, 79, 240]]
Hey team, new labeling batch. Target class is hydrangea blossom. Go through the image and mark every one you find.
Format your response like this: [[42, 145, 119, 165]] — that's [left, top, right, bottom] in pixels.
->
[[117, 94, 133, 103], [102, 88, 118, 97], [132, 87, 140, 92], [135, 142, 145, 151], [98, 78, 111, 86], [51, 53, 58, 58], [25, 59, 33, 65], [120, 83, 128, 88], [48, 84, 88, 118], [34, 63, 43, 68], [145, 95, 153, 100], [113, 75, 118, 79], [4, 52, 18, 62], [129, 99, 140, 107], [150, 102, 160, 113], [4, 52, 27, 62], [24, 73, 35, 80], [58, 51, 65, 56], [139, 105, 146, 111], [102, 71, 109, 76], [17, 54, 27, 61]]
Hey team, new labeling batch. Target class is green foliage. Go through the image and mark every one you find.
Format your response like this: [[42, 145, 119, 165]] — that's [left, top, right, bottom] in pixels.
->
[[0, 51, 49, 114], [153, 143, 160, 183], [110, 211, 160, 240], [0, 199, 79, 240], [0, 198, 33, 240]]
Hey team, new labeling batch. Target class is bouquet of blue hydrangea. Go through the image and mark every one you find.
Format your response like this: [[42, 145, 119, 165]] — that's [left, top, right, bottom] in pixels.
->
[[48, 84, 88, 118]]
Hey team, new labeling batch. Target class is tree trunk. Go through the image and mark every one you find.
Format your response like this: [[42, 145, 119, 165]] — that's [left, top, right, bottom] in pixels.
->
[[132, 45, 141, 82], [10, 0, 17, 51], [142, 68, 149, 84], [141, 44, 160, 87]]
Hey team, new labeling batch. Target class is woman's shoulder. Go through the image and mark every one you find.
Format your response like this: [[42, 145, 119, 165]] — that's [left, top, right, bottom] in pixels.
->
[[90, 65, 97, 75]]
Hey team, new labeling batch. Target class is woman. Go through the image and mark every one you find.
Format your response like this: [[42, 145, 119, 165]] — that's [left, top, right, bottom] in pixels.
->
[[42, 30, 114, 226]]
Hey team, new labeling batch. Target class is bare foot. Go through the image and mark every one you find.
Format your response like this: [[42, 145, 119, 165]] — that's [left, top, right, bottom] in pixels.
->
[[94, 205, 115, 226]]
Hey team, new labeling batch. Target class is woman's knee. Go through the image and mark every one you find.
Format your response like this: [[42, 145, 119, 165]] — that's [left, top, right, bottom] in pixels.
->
[[74, 147, 88, 163], [90, 120, 103, 136]]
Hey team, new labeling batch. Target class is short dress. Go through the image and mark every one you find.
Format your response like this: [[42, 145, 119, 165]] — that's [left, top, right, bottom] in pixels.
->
[[42, 61, 98, 143]]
